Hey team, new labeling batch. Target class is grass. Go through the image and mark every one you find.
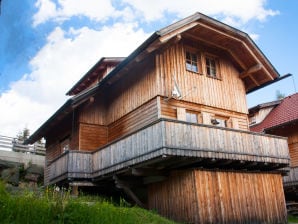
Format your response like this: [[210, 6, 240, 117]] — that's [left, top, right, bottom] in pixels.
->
[[288, 214, 298, 223], [0, 182, 176, 224]]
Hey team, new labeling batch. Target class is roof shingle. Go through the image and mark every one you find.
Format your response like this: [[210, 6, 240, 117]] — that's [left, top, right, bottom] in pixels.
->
[[250, 93, 298, 132]]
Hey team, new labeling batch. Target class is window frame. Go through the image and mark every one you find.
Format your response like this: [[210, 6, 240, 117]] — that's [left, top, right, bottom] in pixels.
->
[[185, 50, 201, 74], [211, 116, 228, 128], [186, 111, 198, 123], [204, 53, 221, 79]]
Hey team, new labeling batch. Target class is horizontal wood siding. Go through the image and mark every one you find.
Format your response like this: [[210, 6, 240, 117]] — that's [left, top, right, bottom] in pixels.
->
[[160, 98, 249, 130], [105, 56, 157, 125], [148, 170, 287, 224], [79, 93, 106, 125], [156, 43, 248, 114], [79, 123, 107, 151], [108, 98, 158, 142]]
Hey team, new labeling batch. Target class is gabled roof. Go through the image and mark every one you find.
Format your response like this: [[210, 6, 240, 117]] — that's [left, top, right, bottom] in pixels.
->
[[250, 93, 298, 132], [248, 99, 281, 114], [67, 57, 125, 96], [27, 12, 285, 144]]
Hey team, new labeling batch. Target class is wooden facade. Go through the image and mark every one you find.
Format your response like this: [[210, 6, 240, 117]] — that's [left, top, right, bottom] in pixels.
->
[[27, 13, 290, 223], [148, 170, 286, 224]]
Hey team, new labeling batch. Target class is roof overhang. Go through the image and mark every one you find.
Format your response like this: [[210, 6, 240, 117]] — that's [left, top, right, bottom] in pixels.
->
[[66, 57, 125, 96]]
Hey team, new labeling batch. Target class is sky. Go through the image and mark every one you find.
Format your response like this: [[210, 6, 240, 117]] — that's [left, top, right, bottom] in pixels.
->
[[0, 0, 297, 137]]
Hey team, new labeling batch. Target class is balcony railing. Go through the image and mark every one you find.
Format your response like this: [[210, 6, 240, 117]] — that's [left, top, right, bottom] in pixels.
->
[[48, 119, 290, 184], [49, 151, 92, 184], [283, 167, 298, 187]]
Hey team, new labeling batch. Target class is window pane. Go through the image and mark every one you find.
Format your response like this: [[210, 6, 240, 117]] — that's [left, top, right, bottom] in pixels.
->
[[186, 51, 198, 73], [186, 112, 198, 123], [206, 57, 217, 77]]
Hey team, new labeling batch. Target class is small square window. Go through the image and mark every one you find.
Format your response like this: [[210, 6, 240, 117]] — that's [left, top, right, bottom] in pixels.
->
[[186, 111, 198, 123], [186, 51, 199, 73]]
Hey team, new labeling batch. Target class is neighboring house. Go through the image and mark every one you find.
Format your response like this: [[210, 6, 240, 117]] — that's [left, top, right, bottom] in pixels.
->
[[250, 93, 298, 215], [27, 13, 290, 223], [248, 99, 281, 126]]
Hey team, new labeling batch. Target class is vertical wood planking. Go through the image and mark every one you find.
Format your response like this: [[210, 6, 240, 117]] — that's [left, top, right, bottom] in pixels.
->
[[156, 42, 248, 114], [148, 170, 287, 224]]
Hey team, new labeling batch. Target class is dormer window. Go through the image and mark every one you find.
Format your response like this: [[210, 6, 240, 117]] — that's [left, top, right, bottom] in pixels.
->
[[186, 51, 199, 73]]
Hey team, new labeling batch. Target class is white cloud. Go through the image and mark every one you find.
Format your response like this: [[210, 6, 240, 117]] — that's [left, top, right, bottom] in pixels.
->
[[122, 0, 279, 25], [33, 0, 279, 27], [0, 23, 149, 136], [33, 0, 117, 26], [1, 0, 280, 137]]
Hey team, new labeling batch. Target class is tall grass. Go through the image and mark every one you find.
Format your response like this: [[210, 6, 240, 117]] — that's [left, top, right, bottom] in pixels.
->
[[0, 182, 176, 224]]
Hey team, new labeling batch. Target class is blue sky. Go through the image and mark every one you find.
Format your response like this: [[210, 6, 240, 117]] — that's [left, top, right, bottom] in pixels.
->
[[0, 0, 297, 136]]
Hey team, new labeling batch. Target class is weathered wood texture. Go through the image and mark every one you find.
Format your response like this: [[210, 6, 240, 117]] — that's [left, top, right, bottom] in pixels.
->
[[105, 56, 158, 125], [162, 120, 288, 164], [148, 170, 287, 224], [79, 123, 107, 151], [78, 93, 106, 125], [48, 119, 289, 184], [155, 42, 248, 114], [283, 167, 298, 187], [48, 150, 92, 184], [160, 97, 249, 130], [108, 98, 158, 142], [288, 132, 298, 167]]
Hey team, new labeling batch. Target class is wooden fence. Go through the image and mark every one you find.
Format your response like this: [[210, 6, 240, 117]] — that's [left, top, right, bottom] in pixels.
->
[[0, 135, 45, 155]]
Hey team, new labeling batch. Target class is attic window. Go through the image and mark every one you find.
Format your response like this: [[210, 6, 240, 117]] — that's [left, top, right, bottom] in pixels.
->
[[186, 51, 199, 73], [205, 55, 220, 78]]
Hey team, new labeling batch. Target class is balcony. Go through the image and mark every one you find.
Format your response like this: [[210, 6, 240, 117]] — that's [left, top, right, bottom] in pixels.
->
[[48, 119, 290, 184], [283, 167, 298, 187]]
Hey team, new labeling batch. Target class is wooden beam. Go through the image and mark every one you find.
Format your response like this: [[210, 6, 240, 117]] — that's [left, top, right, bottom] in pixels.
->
[[136, 34, 182, 63], [184, 32, 247, 70], [113, 175, 146, 208], [131, 168, 165, 176], [197, 22, 275, 80], [159, 21, 199, 43], [143, 176, 167, 185], [249, 75, 260, 86], [240, 64, 262, 78]]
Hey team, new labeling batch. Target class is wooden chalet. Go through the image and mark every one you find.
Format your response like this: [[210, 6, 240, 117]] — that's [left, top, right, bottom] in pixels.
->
[[250, 93, 298, 217], [27, 13, 290, 223]]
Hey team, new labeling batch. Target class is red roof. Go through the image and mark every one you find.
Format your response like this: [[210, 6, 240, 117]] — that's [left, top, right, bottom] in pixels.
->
[[250, 93, 298, 132]]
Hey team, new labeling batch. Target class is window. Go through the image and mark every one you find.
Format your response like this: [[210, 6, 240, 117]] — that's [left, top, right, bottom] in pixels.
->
[[186, 51, 199, 73], [186, 111, 198, 123], [205, 54, 220, 78]]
